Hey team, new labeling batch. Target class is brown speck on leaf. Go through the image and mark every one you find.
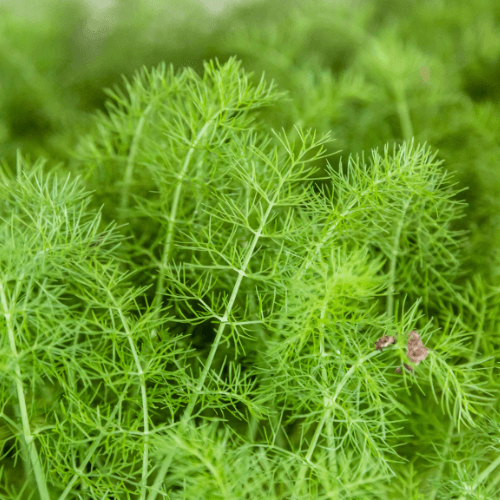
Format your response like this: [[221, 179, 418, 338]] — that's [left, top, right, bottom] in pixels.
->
[[396, 363, 414, 374], [406, 330, 429, 365], [375, 335, 395, 351]]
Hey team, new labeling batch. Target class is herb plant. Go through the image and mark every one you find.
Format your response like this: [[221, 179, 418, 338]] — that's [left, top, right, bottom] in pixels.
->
[[1, 1, 500, 499]]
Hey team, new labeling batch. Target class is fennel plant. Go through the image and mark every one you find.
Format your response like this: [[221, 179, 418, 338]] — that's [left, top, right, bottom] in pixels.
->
[[0, 55, 498, 500]]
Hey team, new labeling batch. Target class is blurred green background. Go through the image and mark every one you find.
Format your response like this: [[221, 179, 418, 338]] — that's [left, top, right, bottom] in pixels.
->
[[1, 0, 499, 277]]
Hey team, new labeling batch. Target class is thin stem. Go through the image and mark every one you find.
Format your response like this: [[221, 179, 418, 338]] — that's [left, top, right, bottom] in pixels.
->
[[120, 103, 153, 215], [394, 84, 414, 142], [11, 383, 33, 488], [272, 405, 287, 450], [247, 414, 259, 443], [187, 183, 282, 417], [57, 383, 132, 500], [386, 197, 411, 319], [153, 112, 220, 317], [428, 419, 455, 500], [104, 285, 150, 500], [147, 454, 174, 500], [457, 452, 500, 500], [319, 301, 337, 478], [114, 303, 150, 500], [246, 292, 267, 443], [147, 181, 284, 500], [295, 350, 379, 495], [444, 289, 493, 478], [0, 281, 51, 500], [121, 310, 150, 500], [479, 454, 500, 496], [471, 299, 486, 363]]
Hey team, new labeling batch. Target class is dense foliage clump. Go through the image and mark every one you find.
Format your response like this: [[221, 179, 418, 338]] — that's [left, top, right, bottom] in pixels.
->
[[1, 1, 499, 499]]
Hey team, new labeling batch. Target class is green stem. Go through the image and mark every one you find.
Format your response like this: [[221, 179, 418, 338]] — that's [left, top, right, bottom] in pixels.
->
[[394, 84, 413, 142], [319, 302, 337, 478], [153, 113, 220, 317], [457, 452, 500, 500], [246, 293, 267, 444], [100, 277, 150, 499], [471, 299, 486, 363], [454, 301, 500, 500], [112, 301, 150, 500], [429, 420, 454, 500], [147, 181, 284, 500], [182, 187, 281, 423], [295, 350, 379, 495], [120, 103, 153, 215], [247, 414, 259, 443], [9, 382, 32, 486], [57, 383, 132, 500], [0, 281, 51, 500], [386, 197, 411, 319]]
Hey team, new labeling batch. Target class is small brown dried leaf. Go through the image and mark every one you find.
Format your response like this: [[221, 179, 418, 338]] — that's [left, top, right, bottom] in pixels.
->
[[374, 335, 395, 351], [406, 330, 429, 365], [396, 363, 414, 374]]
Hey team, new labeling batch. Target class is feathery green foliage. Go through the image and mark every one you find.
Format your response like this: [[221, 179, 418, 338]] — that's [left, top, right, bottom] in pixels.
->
[[1, 1, 500, 498]]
